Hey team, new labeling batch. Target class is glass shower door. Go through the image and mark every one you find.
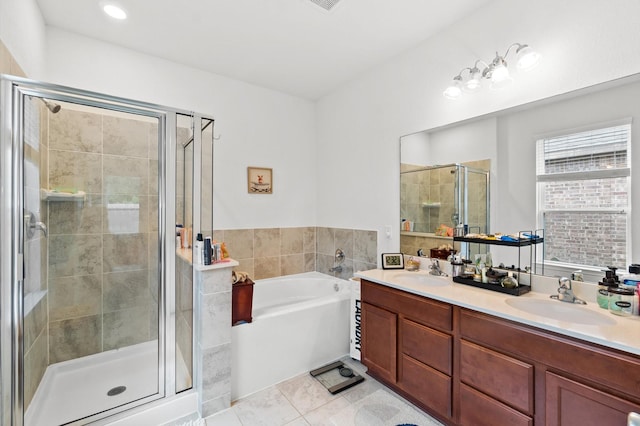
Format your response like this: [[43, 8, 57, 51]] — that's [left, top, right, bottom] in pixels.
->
[[17, 89, 164, 425]]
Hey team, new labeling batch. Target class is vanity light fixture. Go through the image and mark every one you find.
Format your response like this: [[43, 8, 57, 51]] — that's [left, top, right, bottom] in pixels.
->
[[102, 3, 127, 20], [444, 43, 540, 99]]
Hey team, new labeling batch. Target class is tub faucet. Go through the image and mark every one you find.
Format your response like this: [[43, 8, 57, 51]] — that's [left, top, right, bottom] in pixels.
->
[[330, 248, 345, 273], [550, 277, 586, 304]]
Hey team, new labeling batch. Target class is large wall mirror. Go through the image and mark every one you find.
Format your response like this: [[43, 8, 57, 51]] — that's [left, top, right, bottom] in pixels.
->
[[400, 73, 640, 282]]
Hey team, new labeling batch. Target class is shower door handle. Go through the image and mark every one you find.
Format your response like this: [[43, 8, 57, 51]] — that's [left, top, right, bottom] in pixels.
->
[[24, 210, 48, 238], [34, 221, 48, 237]]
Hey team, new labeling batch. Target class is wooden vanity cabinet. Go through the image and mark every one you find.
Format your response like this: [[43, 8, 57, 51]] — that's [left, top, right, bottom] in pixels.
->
[[460, 308, 640, 426], [361, 278, 640, 426], [361, 279, 453, 422]]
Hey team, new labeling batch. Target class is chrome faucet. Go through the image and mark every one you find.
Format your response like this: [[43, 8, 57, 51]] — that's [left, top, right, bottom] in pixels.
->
[[429, 259, 447, 277], [550, 277, 587, 304], [330, 248, 345, 273]]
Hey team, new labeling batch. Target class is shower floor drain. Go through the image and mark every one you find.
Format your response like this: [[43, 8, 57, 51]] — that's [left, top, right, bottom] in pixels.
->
[[107, 386, 127, 396]]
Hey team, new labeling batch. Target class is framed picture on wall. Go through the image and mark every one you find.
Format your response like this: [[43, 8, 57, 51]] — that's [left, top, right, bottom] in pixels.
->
[[247, 167, 273, 194], [381, 253, 404, 269]]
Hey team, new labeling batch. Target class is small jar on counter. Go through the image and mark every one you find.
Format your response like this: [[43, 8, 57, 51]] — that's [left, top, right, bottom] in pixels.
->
[[608, 287, 635, 316]]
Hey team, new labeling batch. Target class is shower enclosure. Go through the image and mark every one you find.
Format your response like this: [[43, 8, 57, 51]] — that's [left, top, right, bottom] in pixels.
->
[[0, 75, 214, 425]]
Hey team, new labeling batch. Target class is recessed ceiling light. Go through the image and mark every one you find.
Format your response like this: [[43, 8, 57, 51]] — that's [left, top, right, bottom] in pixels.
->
[[102, 4, 127, 20]]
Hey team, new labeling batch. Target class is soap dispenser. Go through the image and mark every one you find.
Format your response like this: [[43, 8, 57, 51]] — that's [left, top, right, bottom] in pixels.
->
[[597, 267, 620, 309]]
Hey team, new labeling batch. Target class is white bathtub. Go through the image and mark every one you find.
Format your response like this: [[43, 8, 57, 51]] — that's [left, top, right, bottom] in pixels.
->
[[231, 271, 351, 400]]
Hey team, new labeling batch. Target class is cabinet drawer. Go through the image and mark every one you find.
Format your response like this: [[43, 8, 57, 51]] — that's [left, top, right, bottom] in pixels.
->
[[362, 280, 452, 331], [460, 339, 534, 415], [401, 318, 452, 375], [460, 383, 532, 426], [399, 354, 451, 420], [460, 308, 640, 401]]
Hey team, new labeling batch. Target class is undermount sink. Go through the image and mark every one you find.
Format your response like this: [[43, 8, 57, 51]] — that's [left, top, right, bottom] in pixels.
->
[[505, 298, 616, 326], [391, 272, 451, 287]]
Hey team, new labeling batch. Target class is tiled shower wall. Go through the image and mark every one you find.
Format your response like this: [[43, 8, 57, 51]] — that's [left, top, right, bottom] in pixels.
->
[[214, 227, 378, 281], [46, 107, 159, 364]]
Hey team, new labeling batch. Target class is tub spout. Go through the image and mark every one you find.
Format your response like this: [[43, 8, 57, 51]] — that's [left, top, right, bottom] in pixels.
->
[[330, 265, 343, 273]]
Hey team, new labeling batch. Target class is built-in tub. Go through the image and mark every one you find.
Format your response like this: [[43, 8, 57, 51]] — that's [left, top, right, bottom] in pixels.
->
[[231, 271, 351, 400]]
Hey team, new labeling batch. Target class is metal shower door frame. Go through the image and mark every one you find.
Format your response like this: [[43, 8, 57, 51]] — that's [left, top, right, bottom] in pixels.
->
[[0, 74, 206, 425]]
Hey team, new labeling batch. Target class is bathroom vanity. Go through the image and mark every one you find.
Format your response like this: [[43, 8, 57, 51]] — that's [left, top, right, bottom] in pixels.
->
[[356, 269, 640, 426]]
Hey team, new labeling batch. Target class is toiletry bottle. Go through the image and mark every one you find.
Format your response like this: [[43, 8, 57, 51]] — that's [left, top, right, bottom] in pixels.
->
[[204, 237, 212, 265], [480, 263, 488, 283], [194, 233, 204, 265], [176, 224, 184, 250], [597, 267, 619, 309], [501, 271, 518, 289], [621, 264, 640, 315]]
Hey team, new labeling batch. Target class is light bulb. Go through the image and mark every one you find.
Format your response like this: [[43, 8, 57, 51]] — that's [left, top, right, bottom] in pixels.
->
[[464, 68, 482, 92], [443, 77, 463, 100], [491, 61, 510, 83], [516, 45, 541, 70], [103, 4, 127, 20]]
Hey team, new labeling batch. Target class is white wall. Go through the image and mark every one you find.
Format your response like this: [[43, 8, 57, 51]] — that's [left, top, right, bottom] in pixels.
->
[[44, 28, 317, 229], [6, 0, 640, 247], [316, 0, 640, 256], [0, 0, 46, 78], [400, 131, 430, 167]]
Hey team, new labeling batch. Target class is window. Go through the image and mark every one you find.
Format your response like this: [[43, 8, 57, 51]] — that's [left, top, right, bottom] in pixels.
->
[[536, 123, 631, 270]]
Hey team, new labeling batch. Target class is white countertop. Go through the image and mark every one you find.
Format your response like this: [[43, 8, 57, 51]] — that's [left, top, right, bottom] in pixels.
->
[[355, 268, 640, 356]]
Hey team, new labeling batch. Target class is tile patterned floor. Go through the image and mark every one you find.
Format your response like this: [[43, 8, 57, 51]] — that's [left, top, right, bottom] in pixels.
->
[[205, 357, 443, 426]]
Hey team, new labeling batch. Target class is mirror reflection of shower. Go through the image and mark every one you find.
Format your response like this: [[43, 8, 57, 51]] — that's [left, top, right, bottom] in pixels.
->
[[400, 163, 489, 234]]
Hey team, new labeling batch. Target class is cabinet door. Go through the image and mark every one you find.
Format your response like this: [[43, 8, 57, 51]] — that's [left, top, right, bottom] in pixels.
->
[[546, 372, 640, 426], [362, 301, 397, 383]]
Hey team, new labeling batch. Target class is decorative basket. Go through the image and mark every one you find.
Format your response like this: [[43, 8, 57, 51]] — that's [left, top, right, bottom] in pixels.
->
[[429, 248, 456, 260]]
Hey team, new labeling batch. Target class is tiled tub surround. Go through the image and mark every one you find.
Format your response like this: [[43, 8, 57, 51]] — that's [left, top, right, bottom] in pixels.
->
[[215, 227, 377, 281], [46, 106, 160, 363], [194, 260, 238, 417]]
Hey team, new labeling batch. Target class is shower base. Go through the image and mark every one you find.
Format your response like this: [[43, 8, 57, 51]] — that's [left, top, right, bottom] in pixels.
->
[[25, 340, 172, 426]]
